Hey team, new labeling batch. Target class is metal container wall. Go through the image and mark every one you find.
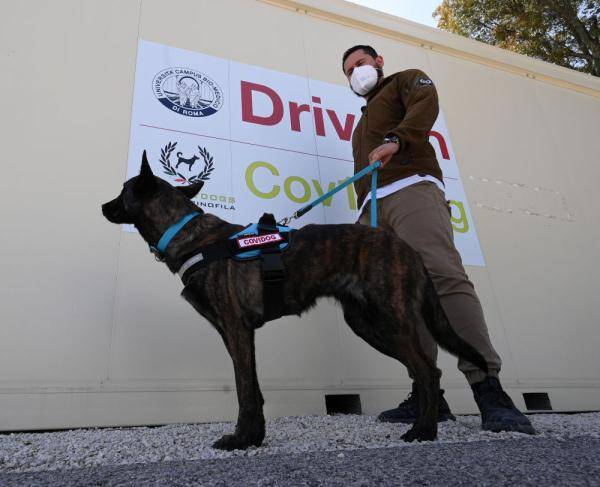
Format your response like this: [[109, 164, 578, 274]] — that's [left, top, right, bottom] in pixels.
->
[[1, 0, 599, 430]]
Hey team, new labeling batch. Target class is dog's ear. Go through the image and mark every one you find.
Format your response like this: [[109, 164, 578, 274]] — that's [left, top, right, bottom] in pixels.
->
[[133, 150, 156, 195], [140, 150, 154, 179], [178, 181, 204, 199]]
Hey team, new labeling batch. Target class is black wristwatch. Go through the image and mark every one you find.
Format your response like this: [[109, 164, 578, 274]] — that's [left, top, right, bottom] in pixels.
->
[[383, 135, 401, 148]]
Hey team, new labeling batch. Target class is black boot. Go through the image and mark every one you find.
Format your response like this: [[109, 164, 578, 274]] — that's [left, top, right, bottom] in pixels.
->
[[471, 376, 535, 434], [377, 382, 456, 424]]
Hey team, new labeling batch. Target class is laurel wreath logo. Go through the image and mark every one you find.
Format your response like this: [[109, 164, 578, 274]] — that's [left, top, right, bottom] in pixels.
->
[[159, 142, 215, 184]]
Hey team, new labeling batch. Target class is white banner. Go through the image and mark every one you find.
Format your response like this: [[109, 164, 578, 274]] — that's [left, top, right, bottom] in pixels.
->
[[126, 39, 485, 266]]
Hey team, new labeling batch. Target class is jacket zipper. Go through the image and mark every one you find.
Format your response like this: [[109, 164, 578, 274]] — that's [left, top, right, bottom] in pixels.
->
[[361, 106, 368, 169]]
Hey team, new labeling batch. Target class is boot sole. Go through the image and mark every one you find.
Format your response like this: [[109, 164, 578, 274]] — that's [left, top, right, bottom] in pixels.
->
[[378, 412, 456, 424], [482, 421, 536, 435]]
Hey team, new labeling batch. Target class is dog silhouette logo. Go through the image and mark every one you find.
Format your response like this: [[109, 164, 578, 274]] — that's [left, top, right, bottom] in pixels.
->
[[158, 142, 215, 185], [176, 151, 200, 171], [153, 67, 223, 117]]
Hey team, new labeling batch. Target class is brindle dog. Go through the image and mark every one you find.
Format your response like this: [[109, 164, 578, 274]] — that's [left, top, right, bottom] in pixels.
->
[[102, 152, 488, 450]]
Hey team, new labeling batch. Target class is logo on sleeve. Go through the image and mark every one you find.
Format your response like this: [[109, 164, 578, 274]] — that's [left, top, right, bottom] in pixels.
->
[[417, 77, 433, 86]]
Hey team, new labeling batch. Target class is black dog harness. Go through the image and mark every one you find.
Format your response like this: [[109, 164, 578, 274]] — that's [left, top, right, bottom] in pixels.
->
[[150, 213, 294, 323]]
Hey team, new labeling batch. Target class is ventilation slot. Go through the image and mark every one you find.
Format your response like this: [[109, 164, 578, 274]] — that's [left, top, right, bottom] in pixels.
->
[[523, 392, 552, 411], [325, 394, 362, 415]]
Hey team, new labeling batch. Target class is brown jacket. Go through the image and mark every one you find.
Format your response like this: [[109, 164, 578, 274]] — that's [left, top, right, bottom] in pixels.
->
[[351, 69, 443, 207]]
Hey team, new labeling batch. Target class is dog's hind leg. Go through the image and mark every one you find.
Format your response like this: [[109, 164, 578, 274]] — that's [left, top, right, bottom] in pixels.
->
[[212, 324, 265, 450], [386, 309, 441, 442], [341, 300, 440, 442], [400, 343, 441, 442]]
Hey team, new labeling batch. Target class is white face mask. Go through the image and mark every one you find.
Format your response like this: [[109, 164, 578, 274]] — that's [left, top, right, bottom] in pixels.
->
[[350, 65, 379, 96]]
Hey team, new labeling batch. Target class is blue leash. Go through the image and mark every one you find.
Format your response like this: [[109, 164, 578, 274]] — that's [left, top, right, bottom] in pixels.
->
[[278, 160, 381, 228], [149, 160, 382, 262]]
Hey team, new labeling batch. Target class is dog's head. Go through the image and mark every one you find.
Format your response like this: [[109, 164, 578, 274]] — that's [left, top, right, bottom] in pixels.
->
[[101, 151, 204, 226]]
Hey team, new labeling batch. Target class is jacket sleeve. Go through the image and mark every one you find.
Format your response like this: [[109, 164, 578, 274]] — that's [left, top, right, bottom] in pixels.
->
[[387, 69, 439, 152]]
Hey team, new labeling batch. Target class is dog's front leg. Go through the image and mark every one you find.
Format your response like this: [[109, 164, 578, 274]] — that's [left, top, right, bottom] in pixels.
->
[[213, 325, 265, 450]]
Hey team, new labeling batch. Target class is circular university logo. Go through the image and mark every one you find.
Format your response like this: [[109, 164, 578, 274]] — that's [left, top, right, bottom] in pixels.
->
[[153, 67, 223, 117]]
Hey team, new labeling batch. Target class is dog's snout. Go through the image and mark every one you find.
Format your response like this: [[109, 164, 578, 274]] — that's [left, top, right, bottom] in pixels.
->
[[101, 200, 115, 217], [101, 197, 129, 224]]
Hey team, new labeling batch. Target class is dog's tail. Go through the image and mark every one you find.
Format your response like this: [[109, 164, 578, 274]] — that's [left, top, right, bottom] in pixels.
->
[[421, 272, 488, 374]]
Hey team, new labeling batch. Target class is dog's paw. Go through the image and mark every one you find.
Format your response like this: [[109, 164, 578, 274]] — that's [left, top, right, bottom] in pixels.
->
[[401, 425, 437, 443], [212, 433, 263, 451]]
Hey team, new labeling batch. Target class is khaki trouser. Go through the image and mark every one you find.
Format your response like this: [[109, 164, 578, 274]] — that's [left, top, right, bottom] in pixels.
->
[[359, 181, 500, 384]]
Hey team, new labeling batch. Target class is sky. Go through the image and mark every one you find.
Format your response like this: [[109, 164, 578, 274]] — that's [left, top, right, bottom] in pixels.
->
[[345, 0, 442, 28]]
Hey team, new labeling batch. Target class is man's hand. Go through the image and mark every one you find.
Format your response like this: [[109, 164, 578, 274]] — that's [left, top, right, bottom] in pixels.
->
[[369, 142, 399, 167]]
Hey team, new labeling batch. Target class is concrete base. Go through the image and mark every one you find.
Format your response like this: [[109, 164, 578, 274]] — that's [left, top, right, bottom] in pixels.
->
[[2, 382, 599, 431]]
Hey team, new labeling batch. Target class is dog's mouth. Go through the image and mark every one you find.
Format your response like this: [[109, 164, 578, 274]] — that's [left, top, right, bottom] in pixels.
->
[[102, 197, 132, 224]]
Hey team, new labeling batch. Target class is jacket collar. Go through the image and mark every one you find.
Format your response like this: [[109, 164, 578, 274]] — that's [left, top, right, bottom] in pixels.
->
[[364, 74, 394, 104]]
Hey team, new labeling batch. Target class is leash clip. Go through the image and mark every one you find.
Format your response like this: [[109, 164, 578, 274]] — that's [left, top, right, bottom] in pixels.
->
[[277, 216, 291, 227], [277, 211, 299, 227]]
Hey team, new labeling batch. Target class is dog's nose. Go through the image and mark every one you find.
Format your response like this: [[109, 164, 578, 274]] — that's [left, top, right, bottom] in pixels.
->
[[102, 200, 117, 219]]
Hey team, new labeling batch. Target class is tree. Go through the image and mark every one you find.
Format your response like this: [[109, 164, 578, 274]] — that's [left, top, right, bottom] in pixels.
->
[[433, 0, 600, 77]]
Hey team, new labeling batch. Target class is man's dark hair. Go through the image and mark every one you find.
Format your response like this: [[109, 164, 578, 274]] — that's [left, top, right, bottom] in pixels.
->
[[342, 45, 378, 72]]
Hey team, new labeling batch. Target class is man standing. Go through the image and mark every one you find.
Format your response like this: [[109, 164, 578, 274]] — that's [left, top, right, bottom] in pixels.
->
[[343, 45, 534, 434]]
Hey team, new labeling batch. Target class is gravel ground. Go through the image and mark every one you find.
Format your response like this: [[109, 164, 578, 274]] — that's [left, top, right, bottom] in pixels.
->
[[1, 412, 599, 474]]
